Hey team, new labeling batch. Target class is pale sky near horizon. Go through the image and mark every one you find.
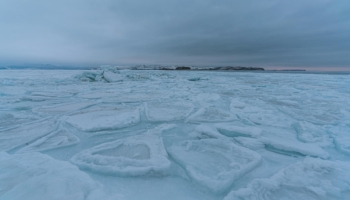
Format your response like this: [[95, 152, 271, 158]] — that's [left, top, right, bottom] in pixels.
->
[[0, 0, 349, 70]]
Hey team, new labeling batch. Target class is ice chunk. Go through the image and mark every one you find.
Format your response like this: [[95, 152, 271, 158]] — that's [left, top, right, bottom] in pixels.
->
[[0, 152, 119, 200], [71, 124, 176, 176], [75, 71, 104, 82], [65, 107, 140, 132], [145, 102, 194, 122], [168, 139, 261, 194], [262, 137, 329, 159], [0, 119, 57, 152], [17, 129, 80, 153], [328, 125, 350, 156], [190, 124, 227, 140], [187, 107, 237, 123], [103, 70, 123, 82], [293, 121, 332, 147], [225, 158, 350, 200]]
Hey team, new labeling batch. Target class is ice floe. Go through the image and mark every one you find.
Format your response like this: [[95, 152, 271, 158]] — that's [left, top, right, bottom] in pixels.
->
[[65, 106, 140, 132], [71, 124, 175, 176], [168, 139, 261, 193]]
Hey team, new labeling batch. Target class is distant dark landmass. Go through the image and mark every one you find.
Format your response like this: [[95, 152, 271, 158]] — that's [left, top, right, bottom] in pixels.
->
[[269, 69, 306, 71], [131, 65, 265, 71], [2, 64, 264, 71]]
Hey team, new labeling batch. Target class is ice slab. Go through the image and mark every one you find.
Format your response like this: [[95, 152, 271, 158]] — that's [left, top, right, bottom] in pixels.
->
[[230, 98, 293, 128], [71, 124, 175, 176], [215, 123, 262, 138], [145, 101, 194, 122], [190, 124, 227, 140], [65, 107, 140, 132], [103, 70, 124, 82], [0, 119, 57, 152], [0, 152, 119, 200], [262, 137, 329, 159], [168, 139, 261, 193], [187, 107, 237, 123], [225, 158, 350, 200], [293, 121, 332, 147], [235, 137, 265, 150], [17, 129, 80, 153]]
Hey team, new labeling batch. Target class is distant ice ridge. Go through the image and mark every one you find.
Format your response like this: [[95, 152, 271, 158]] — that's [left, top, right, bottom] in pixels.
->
[[71, 124, 176, 176], [0, 152, 122, 200], [225, 158, 350, 200], [75, 66, 152, 82]]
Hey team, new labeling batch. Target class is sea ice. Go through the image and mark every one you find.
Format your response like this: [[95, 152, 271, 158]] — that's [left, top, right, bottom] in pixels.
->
[[0, 70, 349, 199]]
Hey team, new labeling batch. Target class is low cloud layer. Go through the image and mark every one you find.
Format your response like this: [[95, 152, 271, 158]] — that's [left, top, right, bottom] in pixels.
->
[[1, 0, 349, 69]]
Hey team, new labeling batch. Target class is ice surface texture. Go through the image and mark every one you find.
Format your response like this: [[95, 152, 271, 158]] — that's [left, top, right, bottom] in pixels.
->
[[0, 69, 350, 200]]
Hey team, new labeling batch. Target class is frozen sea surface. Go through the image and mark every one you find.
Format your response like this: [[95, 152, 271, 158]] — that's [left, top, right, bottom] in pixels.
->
[[0, 69, 350, 200]]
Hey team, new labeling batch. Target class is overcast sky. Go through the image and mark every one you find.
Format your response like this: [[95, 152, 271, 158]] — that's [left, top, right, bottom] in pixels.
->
[[0, 0, 349, 69]]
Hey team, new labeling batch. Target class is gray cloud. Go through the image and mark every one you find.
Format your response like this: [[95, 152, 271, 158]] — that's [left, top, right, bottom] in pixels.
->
[[0, 0, 349, 69]]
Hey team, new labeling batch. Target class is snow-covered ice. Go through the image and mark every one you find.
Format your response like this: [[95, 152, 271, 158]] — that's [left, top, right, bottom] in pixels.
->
[[0, 69, 349, 199]]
